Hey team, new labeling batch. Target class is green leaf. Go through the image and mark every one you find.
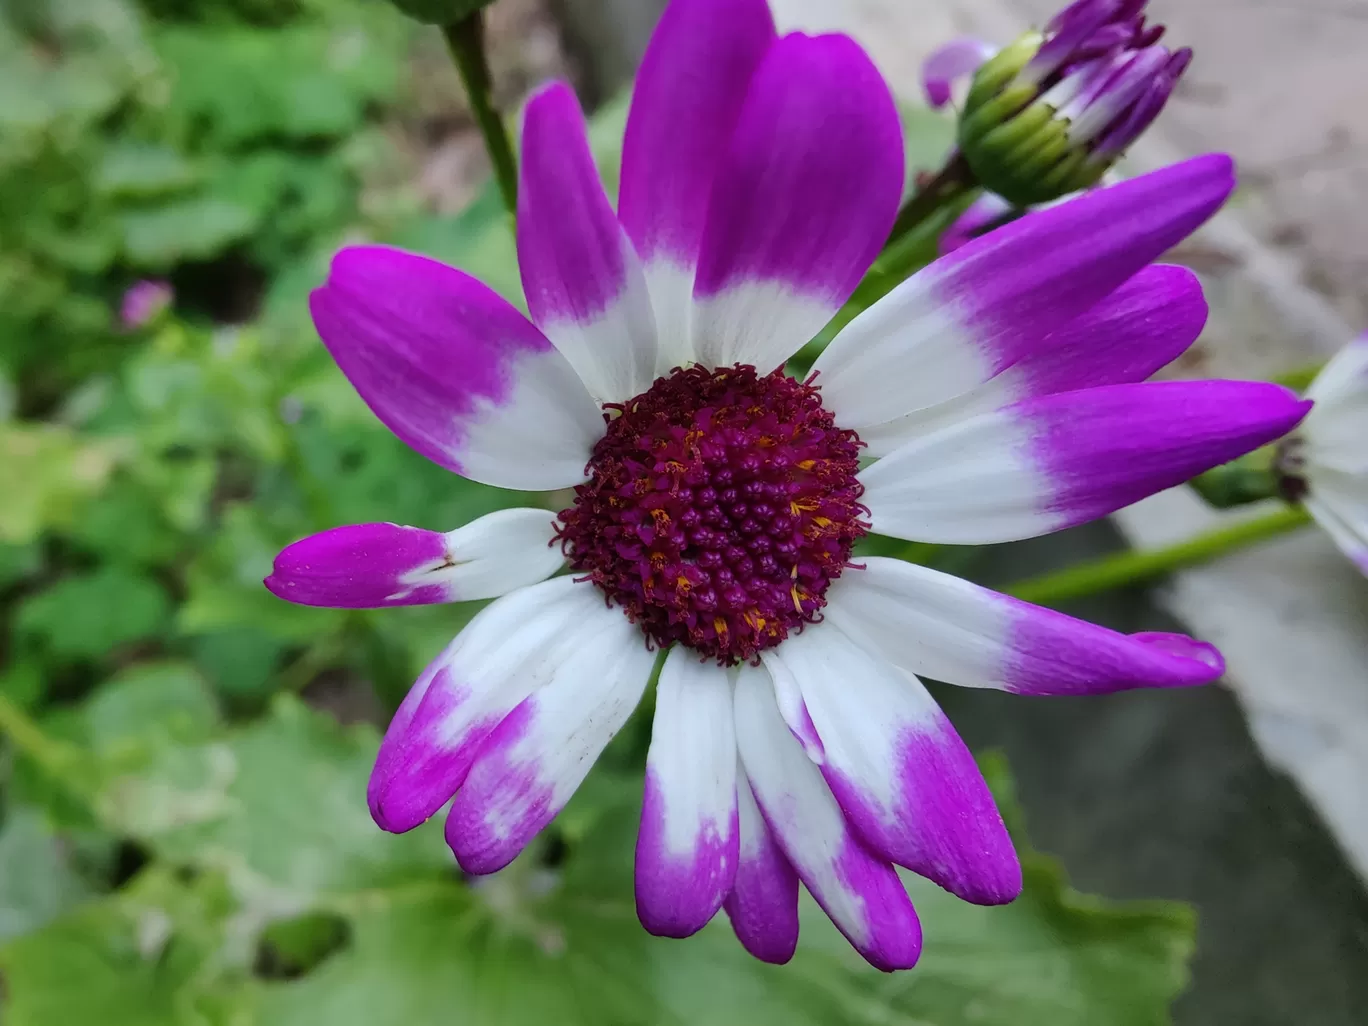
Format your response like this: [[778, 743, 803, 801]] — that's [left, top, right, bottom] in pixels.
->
[[0, 424, 120, 543], [67, 477, 183, 567], [17, 567, 172, 661], [118, 195, 258, 267], [0, 867, 244, 1026], [94, 696, 449, 891], [94, 143, 200, 199], [82, 662, 220, 753], [0, 807, 95, 942], [157, 22, 401, 147], [189, 626, 289, 704], [0, 540, 41, 586]]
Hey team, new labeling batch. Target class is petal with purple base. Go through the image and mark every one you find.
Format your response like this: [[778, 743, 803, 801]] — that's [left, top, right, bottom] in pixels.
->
[[312, 246, 602, 491], [763, 626, 1020, 905], [367, 577, 601, 833], [922, 37, 997, 108], [858, 264, 1208, 456], [827, 557, 1225, 695], [691, 32, 904, 374], [445, 607, 655, 874], [265, 509, 563, 609], [860, 380, 1312, 545], [519, 82, 658, 402], [733, 663, 922, 972], [618, 0, 776, 374], [723, 772, 799, 964], [636, 648, 739, 938], [812, 156, 1235, 430]]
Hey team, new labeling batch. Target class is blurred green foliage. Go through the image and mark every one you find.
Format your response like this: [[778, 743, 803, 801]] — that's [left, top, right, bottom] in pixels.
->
[[0, 0, 1196, 1021]]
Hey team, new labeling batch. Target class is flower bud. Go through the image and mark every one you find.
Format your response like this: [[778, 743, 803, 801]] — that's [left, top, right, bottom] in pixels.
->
[[955, 0, 1191, 206]]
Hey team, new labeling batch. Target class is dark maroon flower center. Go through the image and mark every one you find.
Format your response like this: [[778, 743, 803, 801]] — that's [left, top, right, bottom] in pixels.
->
[[555, 364, 868, 665]]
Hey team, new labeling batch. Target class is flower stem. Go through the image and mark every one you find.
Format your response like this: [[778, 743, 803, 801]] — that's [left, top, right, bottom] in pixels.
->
[[0, 692, 81, 780], [443, 12, 518, 218], [886, 151, 978, 246], [1003, 504, 1312, 607]]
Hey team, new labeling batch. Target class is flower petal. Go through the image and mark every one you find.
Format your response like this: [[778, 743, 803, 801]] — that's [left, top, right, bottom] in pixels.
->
[[922, 37, 997, 108], [763, 625, 1019, 905], [861, 381, 1312, 544], [311, 246, 602, 491], [265, 509, 563, 608], [734, 662, 922, 972], [723, 772, 800, 964], [618, 0, 776, 374], [518, 82, 658, 403], [445, 605, 655, 874], [812, 155, 1235, 430], [1306, 468, 1368, 574], [938, 191, 1014, 255], [858, 264, 1208, 456], [1306, 333, 1368, 409], [826, 557, 1226, 694], [691, 32, 904, 374], [635, 648, 739, 938], [367, 577, 599, 833], [1304, 335, 1368, 474]]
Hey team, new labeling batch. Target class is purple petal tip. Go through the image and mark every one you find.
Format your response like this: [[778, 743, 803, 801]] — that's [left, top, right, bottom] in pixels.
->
[[1130, 632, 1226, 680]]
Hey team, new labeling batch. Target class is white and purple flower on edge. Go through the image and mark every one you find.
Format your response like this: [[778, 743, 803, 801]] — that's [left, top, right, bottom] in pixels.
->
[[265, 0, 1310, 972], [1277, 335, 1368, 572]]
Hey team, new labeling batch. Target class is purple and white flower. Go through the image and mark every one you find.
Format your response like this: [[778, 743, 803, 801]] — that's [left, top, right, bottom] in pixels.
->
[[266, 0, 1309, 972], [1278, 335, 1368, 572]]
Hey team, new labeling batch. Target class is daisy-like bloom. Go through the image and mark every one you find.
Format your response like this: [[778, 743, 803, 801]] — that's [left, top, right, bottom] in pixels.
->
[[1275, 336, 1368, 571], [924, 0, 1191, 206], [266, 0, 1310, 972], [119, 279, 173, 330]]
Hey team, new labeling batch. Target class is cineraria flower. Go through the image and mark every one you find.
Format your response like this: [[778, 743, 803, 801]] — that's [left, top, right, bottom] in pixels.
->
[[119, 279, 173, 330], [266, 0, 1309, 972], [1275, 336, 1368, 571], [924, 0, 1191, 205]]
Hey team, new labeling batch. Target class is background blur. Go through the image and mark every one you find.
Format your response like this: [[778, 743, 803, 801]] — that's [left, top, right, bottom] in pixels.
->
[[1, 0, 1365, 1023]]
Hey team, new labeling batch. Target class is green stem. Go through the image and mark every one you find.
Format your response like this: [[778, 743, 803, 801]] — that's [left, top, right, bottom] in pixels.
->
[[886, 151, 977, 246], [1002, 504, 1313, 607], [443, 13, 518, 218], [0, 692, 81, 780]]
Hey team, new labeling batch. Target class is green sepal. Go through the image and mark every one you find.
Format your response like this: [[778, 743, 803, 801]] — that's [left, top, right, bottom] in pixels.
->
[[963, 33, 1041, 117], [1189, 446, 1285, 509]]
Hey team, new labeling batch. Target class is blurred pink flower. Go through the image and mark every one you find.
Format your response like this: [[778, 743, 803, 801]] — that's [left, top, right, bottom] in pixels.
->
[[120, 280, 173, 330]]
